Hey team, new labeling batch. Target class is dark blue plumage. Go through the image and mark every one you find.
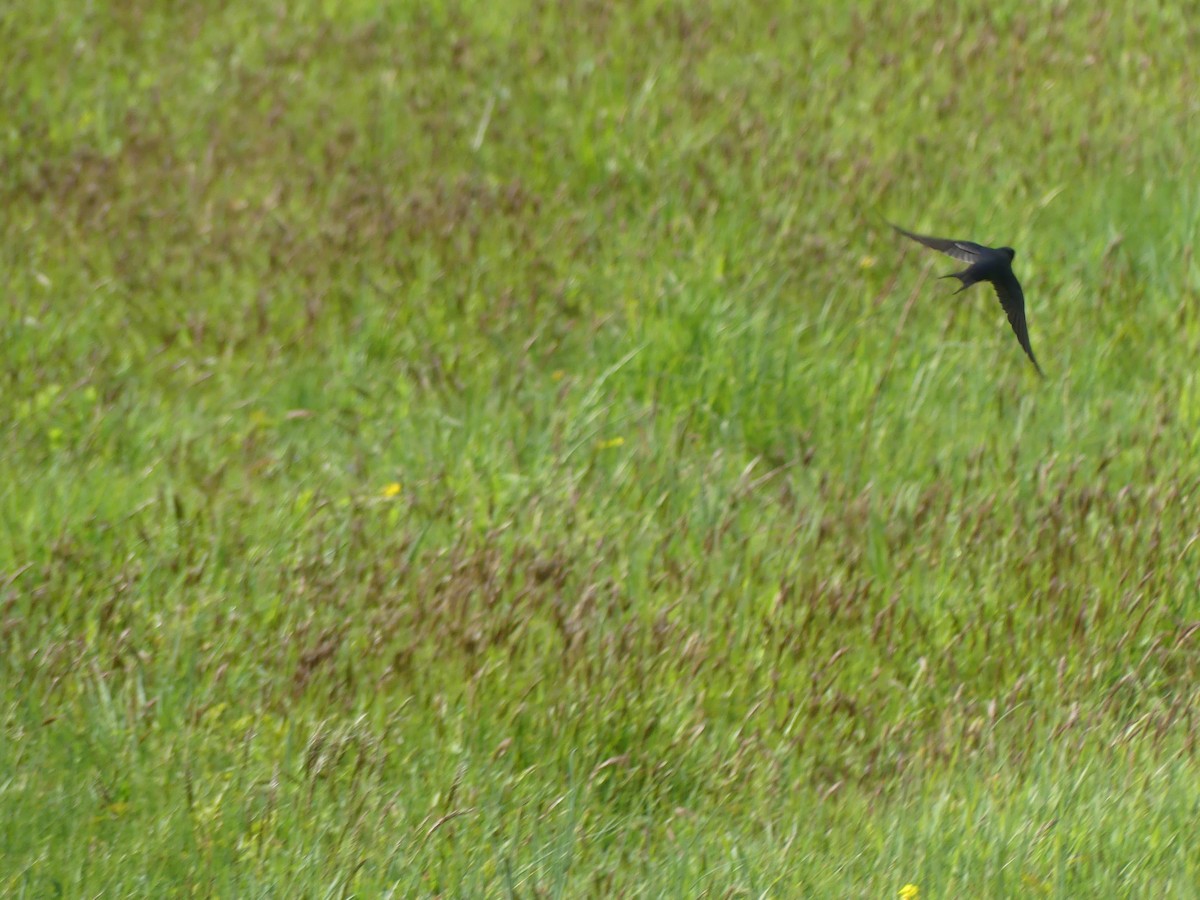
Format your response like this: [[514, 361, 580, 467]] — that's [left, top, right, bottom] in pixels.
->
[[891, 223, 1043, 377]]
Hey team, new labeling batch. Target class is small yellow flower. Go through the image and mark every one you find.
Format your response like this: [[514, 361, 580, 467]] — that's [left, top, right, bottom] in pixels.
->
[[899, 884, 919, 900], [381, 482, 402, 498], [551, 370, 565, 381], [598, 437, 625, 450], [859, 254, 877, 269]]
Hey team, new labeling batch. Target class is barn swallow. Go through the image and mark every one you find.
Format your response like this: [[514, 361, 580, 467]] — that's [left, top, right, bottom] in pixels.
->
[[890, 223, 1043, 376]]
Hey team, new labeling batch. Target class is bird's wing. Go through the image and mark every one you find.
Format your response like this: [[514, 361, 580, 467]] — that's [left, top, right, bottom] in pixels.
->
[[992, 270, 1044, 376], [890, 223, 988, 263]]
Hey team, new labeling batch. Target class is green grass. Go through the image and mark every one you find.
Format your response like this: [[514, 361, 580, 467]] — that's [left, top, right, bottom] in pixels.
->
[[4, 0, 1200, 894]]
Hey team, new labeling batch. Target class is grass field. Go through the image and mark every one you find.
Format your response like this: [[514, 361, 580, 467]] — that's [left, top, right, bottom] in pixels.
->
[[4, 1, 1200, 895]]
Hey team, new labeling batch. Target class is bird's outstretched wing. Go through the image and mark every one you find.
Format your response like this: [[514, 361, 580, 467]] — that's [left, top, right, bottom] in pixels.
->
[[992, 270, 1043, 376], [890, 223, 988, 264]]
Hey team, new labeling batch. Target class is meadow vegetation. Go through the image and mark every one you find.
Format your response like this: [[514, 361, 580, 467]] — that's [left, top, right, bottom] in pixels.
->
[[4, 1, 1200, 894]]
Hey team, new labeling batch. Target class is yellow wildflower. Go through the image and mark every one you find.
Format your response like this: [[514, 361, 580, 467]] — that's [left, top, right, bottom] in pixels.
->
[[381, 482, 402, 498], [899, 885, 919, 900], [598, 437, 625, 450]]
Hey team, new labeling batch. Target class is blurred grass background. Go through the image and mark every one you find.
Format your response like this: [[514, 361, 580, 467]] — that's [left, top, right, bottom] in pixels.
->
[[3, 1, 1200, 894]]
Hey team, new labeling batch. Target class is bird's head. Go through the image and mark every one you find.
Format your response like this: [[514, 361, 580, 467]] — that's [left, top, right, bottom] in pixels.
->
[[999, 247, 1016, 261]]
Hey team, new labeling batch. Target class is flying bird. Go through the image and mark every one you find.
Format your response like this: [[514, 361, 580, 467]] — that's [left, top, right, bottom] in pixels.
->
[[890, 223, 1043, 376]]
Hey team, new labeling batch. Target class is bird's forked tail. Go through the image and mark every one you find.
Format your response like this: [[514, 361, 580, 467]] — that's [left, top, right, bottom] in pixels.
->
[[939, 272, 973, 295]]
